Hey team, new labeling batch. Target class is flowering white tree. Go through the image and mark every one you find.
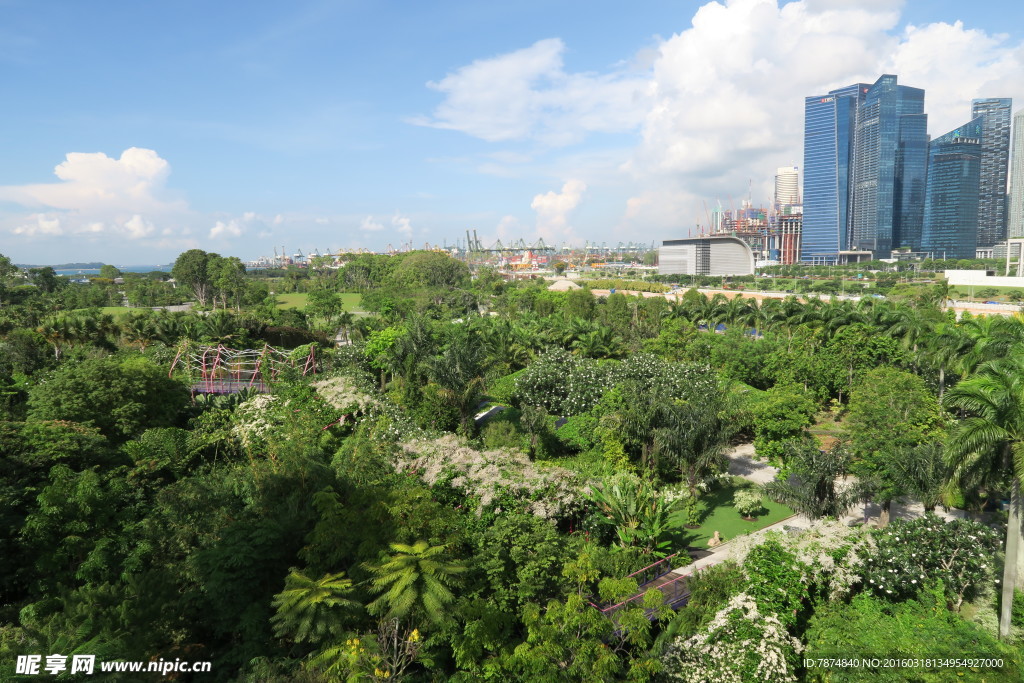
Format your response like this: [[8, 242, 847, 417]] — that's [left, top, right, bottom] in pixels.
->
[[861, 514, 1001, 610], [397, 436, 586, 520], [660, 593, 803, 683]]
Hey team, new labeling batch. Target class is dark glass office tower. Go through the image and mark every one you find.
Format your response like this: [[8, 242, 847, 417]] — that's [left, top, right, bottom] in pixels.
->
[[894, 110, 929, 250], [801, 83, 867, 263], [849, 75, 928, 255], [922, 118, 983, 260], [971, 98, 1012, 247]]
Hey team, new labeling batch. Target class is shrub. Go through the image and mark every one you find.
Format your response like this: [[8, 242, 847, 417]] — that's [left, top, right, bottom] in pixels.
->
[[742, 539, 808, 628], [553, 413, 599, 452], [733, 489, 765, 518], [804, 587, 1022, 682], [487, 369, 525, 404], [861, 513, 1001, 610], [481, 419, 522, 451], [27, 355, 189, 442]]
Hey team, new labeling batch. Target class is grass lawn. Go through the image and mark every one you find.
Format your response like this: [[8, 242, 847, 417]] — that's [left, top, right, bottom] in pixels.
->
[[275, 292, 363, 311], [949, 285, 1024, 301], [674, 476, 794, 549], [71, 306, 135, 318]]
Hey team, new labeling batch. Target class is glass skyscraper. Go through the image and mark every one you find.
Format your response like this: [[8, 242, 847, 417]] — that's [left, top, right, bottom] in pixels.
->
[[971, 98, 1012, 247], [1010, 109, 1024, 239], [922, 118, 983, 260], [849, 75, 928, 254], [801, 83, 866, 263]]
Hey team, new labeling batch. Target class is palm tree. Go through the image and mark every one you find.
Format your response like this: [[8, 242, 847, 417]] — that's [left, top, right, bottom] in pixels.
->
[[958, 314, 1024, 376], [571, 327, 622, 359], [762, 441, 858, 521], [925, 322, 972, 399], [364, 541, 467, 627], [271, 569, 358, 644], [944, 352, 1024, 640], [120, 311, 158, 350], [428, 330, 487, 435], [37, 315, 75, 359], [887, 442, 946, 513]]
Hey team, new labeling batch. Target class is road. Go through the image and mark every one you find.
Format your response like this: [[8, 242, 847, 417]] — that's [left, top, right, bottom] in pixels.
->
[[587, 287, 1022, 318]]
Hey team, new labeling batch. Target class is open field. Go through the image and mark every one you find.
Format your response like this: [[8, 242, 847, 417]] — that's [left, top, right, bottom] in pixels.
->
[[948, 284, 1024, 299], [275, 292, 363, 311], [70, 306, 135, 318]]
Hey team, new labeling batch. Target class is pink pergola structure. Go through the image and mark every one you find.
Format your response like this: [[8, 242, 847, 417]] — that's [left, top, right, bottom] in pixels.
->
[[169, 342, 317, 394]]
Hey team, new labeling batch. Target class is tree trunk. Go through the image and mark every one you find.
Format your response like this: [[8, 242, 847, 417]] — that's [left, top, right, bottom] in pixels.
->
[[999, 477, 1022, 640]]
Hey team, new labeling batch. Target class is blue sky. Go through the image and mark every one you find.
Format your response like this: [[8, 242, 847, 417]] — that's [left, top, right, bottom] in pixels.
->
[[1, 0, 1022, 264]]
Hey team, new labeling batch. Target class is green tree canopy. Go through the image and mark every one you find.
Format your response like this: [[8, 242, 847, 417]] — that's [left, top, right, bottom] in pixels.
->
[[27, 356, 189, 442]]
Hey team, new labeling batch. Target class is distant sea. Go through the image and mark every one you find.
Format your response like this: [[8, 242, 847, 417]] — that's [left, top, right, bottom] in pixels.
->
[[54, 265, 170, 277]]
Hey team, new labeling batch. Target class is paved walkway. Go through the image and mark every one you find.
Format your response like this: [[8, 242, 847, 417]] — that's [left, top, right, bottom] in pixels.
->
[[666, 444, 976, 578], [726, 442, 778, 485]]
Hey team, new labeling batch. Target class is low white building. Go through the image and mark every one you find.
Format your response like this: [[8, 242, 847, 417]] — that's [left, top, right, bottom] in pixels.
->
[[943, 269, 1024, 288], [659, 236, 755, 276]]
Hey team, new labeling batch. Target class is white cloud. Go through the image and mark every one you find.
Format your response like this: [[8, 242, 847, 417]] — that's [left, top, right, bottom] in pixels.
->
[[360, 215, 386, 232], [357, 213, 412, 238], [392, 212, 413, 238], [0, 147, 183, 213], [0, 147, 194, 244], [886, 21, 1024, 135], [625, 0, 1023, 230], [123, 214, 155, 239], [414, 38, 650, 146], [12, 213, 62, 237], [496, 214, 520, 240], [532, 179, 586, 241], [209, 219, 243, 239]]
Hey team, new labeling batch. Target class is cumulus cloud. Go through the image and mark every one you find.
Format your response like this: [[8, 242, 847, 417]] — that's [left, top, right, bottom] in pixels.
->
[[421, 0, 1024, 237], [886, 21, 1024, 134], [123, 214, 156, 239], [532, 179, 586, 241], [0, 147, 193, 243], [357, 213, 413, 238], [413, 38, 650, 146], [209, 219, 244, 239], [0, 147, 183, 213], [391, 212, 413, 238], [360, 215, 386, 232], [12, 213, 62, 237]]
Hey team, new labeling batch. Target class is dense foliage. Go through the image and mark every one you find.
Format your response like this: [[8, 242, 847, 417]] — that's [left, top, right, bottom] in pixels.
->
[[1, 249, 1021, 681]]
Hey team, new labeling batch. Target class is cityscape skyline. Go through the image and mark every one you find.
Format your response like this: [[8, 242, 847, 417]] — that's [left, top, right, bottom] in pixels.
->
[[1, 0, 1023, 264], [802, 73, 1014, 264]]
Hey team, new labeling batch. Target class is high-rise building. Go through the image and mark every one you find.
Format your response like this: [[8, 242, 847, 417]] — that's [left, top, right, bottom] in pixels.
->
[[894, 104, 929, 251], [921, 118, 983, 260], [849, 75, 928, 255], [1008, 109, 1024, 239], [801, 83, 867, 263], [971, 98, 1012, 247], [774, 166, 799, 208]]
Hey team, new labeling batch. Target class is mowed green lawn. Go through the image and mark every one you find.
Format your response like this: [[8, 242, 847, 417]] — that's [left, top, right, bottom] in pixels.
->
[[673, 477, 794, 549], [949, 285, 1024, 300], [275, 292, 363, 311], [70, 306, 134, 318]]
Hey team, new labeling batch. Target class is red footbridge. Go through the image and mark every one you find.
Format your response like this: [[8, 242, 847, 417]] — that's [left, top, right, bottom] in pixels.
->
[[591, 552, 694, 620], [169, 342, 317, 394]]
